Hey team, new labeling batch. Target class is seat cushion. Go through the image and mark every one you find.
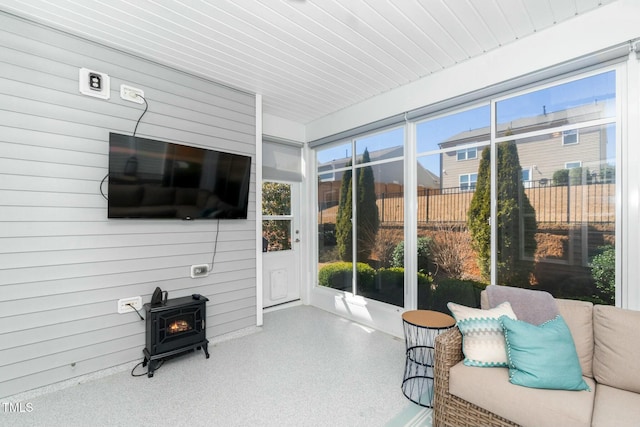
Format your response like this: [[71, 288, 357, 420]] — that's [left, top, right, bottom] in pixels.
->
[[449, 362, 595, 427], [593, 305, 640, 393], [556, 299, 594, 378], [592, 384, 640, 427]]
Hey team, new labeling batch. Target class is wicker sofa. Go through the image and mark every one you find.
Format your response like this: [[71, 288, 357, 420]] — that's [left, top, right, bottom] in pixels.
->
[[433, 294, 640, 427]]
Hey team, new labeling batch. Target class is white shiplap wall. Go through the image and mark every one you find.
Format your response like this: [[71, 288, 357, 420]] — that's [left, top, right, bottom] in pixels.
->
[[0, 12, 257, 398]]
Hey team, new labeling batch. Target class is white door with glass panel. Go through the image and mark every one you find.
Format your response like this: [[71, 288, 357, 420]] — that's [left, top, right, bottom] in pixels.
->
[[262, 181, 300, 308]]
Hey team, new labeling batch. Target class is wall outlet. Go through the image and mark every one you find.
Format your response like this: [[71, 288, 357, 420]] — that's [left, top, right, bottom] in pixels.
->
[[117, 296, 142, 314], [191, 264, 209, 278], [120, 84, 145, 104], [79, 68, 110, 99]]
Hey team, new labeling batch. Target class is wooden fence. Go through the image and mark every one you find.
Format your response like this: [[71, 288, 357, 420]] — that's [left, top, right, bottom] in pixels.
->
[[318, 181, 615, 225]]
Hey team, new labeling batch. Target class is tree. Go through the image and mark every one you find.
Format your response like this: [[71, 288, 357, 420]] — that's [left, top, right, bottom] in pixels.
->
[[468, 141, 537, 285], [335, 149, 379, 263], [355, 149, 379, 262], [336, 165, 353, 261], [468, 147, 491, 279]]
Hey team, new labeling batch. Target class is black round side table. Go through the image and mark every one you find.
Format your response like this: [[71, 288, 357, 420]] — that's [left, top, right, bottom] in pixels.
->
[[401, 310, 455, 407]]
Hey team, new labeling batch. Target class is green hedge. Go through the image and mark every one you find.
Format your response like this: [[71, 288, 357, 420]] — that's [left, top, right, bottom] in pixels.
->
[[374, 267, 433, 291], [318, 262, 376, 291], [318, 262, 487, 315], [376, 267, 404, 289], [430, 278, 488, 314]]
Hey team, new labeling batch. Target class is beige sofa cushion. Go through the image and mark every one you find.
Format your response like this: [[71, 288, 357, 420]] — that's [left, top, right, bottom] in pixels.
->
[[556, 299, 594, 378], [449, 362, 595, 427], [592, 384, 640, 427], [593, 305, 640, 393]]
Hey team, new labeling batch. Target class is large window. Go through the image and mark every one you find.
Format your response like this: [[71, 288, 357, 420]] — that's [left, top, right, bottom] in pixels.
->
[[314, 68, 618, 311], [316, 128, 405, 306], [415, 105, 490, 311], [493, 71, 616, 304]]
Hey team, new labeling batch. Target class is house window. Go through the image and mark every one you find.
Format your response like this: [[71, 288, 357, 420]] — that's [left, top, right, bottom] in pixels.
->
[[565, 161, 582, 169], [563, 129, 579, 145], [457, 147, 477, 161], [459, 173, 477, 191], [318, 164, 334, 182], [522, 168, 533, 188]]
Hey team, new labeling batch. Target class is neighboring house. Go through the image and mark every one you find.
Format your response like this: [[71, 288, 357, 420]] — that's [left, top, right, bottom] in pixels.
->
[[439, 102, 610, 190]]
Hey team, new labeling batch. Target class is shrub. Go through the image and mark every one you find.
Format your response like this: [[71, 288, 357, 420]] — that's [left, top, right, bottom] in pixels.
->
[[391, 237, 433, 273], [428, 223, 472, 279], [591, 245, 615, 304], [373, 228, 402, 268], [569, 167, 592, 185], [417, 271, 434, 287], [430, 278, 488, 314], [318, 262, 352, 290], [376, 267, 405, 289], [553, 167, 593, 186], [317, 262, 376, 292], [374, 267, 433, 292], [599, 165, 615, 183], [552, 169, 569, 186]]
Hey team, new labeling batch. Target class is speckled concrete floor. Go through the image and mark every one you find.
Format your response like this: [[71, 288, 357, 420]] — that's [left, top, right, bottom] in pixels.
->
[[2, 305, 430, 427]]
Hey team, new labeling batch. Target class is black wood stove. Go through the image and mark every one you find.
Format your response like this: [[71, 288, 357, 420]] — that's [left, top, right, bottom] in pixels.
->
[[142, 294, 210, 377]]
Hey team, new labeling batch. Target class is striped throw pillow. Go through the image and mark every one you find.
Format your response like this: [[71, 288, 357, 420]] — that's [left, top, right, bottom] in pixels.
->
[[447, 301, 517, 367]]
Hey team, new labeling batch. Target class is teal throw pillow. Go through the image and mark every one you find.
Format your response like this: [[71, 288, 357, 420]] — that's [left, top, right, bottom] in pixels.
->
[[499, 315, 590, 391]]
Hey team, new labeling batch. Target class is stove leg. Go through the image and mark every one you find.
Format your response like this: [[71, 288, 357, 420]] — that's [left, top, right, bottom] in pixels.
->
[[203, 343, 210, 359], [147, 360, 157, 378]]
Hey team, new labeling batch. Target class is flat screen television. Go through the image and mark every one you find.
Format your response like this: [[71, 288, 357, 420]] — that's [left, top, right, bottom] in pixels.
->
[[108, 132, 251, 219]]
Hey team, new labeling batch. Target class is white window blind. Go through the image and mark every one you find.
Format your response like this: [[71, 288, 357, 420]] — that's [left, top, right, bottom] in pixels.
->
[[263, 138, 303, 182]]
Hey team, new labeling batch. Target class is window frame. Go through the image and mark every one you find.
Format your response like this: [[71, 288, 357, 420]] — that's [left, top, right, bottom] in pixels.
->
[[459, 173, 478, 191], [457, 147, 478, 161], [565, 161, 582, 169], [562, 129, 579, 146]]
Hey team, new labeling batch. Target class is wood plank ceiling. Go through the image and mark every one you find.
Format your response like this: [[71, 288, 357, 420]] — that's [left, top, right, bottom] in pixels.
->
[[1, 0, 617, 125]]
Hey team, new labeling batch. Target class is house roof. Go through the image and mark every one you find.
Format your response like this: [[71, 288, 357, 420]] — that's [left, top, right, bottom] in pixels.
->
[[318, 145, 440, 188], [439, 101, 610, 148]]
